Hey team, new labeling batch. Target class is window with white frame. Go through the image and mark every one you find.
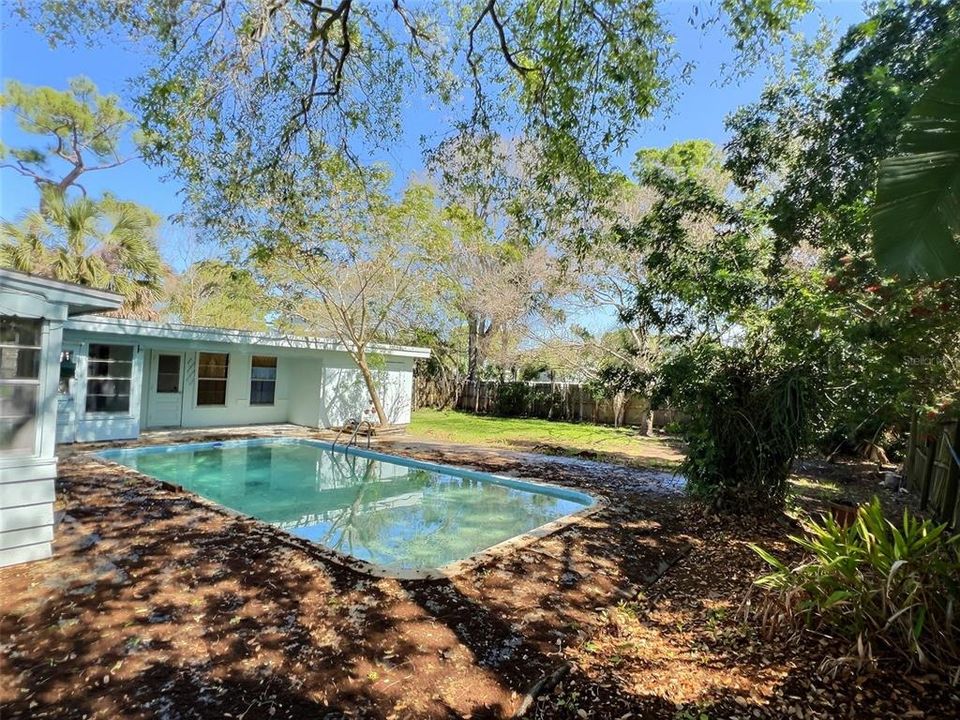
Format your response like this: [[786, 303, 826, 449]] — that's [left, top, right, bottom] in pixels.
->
[[250, 356, 277, 405], [86, 344, 134, 413], [197, 352, 229, 406], [0, 317, 42, 456]]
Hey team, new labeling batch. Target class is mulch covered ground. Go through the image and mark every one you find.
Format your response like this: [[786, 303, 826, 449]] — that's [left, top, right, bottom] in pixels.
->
[[1, 430, 956, 719]]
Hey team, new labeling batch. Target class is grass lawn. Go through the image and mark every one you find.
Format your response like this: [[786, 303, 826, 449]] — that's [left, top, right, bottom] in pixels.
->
[[407, 411, 910, 515], [407, 408, 684, 470]]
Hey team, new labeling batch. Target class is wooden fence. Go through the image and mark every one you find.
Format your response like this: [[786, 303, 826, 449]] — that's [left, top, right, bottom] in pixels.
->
[[415, 377, 679, 429], [906, 414, 960, 530]]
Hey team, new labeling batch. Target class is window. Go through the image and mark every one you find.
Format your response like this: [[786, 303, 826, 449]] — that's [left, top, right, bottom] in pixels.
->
[[86, 344, 134, 413], [156, 354, 181, 393], [0, 317, 42, 456], [250, 356, 277, 406], [197, 352, 229, 406]]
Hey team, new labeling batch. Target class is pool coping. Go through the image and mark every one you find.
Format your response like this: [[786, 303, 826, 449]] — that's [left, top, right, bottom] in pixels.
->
[[89, 436, 606, 581]]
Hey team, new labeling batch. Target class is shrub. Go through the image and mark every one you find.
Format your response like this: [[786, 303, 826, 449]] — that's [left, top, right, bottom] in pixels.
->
[[660, 343, 816, 513], [751, 498, 960, 674], [494, 382, 531, 417]]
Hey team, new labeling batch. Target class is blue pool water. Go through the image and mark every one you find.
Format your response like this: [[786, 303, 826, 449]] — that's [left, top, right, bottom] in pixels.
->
[[98, 439, 594, 572]]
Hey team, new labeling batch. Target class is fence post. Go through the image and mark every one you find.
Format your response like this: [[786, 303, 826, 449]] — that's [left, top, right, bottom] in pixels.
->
[[941, 421, 960, 528]]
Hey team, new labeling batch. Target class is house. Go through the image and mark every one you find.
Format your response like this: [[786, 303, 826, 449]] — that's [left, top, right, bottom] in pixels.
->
[[57, 315, 429, 443], [1, 269, 123, 567], [1, 268, 430, 567]]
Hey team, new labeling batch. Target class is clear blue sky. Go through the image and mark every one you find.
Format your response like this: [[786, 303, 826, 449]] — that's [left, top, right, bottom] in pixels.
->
[[1, 2, 866, 270]]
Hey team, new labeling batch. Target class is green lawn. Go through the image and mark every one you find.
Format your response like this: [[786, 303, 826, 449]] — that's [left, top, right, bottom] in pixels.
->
[[407, 409, 684, 469], [405, 411, 884, 510]]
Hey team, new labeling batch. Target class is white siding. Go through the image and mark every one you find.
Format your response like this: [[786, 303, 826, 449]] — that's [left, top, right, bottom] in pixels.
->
[[1, 271, 121, 567], [287, 358, 324, 427], [0, 296, 59, 565], [177, 350, 291, 429]]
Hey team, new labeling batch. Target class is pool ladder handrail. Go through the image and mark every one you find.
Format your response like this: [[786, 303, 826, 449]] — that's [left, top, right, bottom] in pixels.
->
[[331, 419, 373, 451]]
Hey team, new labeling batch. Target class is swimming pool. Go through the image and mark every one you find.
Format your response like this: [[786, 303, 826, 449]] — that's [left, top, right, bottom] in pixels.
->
[[97, 438, 595, 576]]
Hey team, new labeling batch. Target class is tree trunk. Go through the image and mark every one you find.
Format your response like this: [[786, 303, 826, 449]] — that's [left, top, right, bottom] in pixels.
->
[[613, 391, 626, 428], [356, 355, 388, 426], [467, 314, 480, 383]]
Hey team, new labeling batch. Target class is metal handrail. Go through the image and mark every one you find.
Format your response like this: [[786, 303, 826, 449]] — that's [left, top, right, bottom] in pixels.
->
[[331, 418, 373, 451], [347, 420, 373, 450], [330, 422, 353, 449]]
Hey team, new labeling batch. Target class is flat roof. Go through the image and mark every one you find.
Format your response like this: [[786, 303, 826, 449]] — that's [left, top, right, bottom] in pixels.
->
[[0, 267, 123, 315], [64, 315, 431, 359]]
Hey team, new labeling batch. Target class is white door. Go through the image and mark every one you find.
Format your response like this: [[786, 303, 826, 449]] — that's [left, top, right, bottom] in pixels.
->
[[147, 352, 184, 427], [56, 344, 80, 443]]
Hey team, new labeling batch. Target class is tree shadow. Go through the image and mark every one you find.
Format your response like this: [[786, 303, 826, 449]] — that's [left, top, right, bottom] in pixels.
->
[[5, 434, 942, 720]]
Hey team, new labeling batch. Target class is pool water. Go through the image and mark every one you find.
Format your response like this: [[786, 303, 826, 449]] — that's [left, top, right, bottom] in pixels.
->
[[99, 439, 594, 572]]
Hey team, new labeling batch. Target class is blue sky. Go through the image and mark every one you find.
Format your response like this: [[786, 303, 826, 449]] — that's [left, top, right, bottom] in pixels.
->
[[1, 2, 866, 269]]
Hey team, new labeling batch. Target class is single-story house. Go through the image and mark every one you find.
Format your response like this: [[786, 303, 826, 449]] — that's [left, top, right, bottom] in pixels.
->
[[57, 315, 429, 443], [1, 268, 430, 567]]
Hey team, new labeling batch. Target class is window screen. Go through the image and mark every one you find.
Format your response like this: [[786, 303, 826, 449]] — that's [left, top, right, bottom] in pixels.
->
[[85, 344, 134, 413], [0, 316, 42, 455], [250, 356, 277, 406], [197, 352, 229, 405]]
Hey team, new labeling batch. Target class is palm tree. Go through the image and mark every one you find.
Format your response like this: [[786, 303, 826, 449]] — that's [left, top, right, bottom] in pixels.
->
[[1, 190, 167, 316]]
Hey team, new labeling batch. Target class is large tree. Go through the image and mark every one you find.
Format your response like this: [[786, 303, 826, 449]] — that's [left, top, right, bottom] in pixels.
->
[[428, 133, 567, 383], [724, 0, 960, 445], [15, 0, 812, 234], [0, 77, 139, 205], [166, 260, 270, 330], [262, 157, 449, 426]]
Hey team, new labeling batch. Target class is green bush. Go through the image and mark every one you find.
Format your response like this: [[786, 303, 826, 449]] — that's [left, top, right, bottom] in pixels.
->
[[751, 498, 960, 673], [660, 344, 816, 513], [494, 382, 531, 417]]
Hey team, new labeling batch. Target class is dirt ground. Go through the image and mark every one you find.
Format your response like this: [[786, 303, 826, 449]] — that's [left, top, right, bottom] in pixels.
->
[[1, 429, 956, 719]]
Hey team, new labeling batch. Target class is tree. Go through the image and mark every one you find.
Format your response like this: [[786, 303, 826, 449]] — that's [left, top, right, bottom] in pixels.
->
[[15, 1, 813, 233], [0, 77, 139, 205], [261, 158, 448, 426], [726, 0, 960, 260], [1, 190, 166, 316], [166, 260, 270, 330], [724, 0, 960, 449], [429, 134, 566, 383]]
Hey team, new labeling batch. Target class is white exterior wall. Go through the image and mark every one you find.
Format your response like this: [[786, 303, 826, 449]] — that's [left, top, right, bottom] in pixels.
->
[[176, 349, 292, 429], [318, 353, 415, 427], [287, 357, 324, 427], [59, 320, 425, 440], [0, 306, 61, 566], [380, 357, 415, 425]]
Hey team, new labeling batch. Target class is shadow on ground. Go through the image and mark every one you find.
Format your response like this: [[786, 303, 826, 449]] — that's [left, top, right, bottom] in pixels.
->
[[1, 433, 953, 719]]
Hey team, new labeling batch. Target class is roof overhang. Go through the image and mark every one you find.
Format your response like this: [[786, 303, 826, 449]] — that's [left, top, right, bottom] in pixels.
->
[[0, 268, 123, 316], [64, 315, 432, 359]]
